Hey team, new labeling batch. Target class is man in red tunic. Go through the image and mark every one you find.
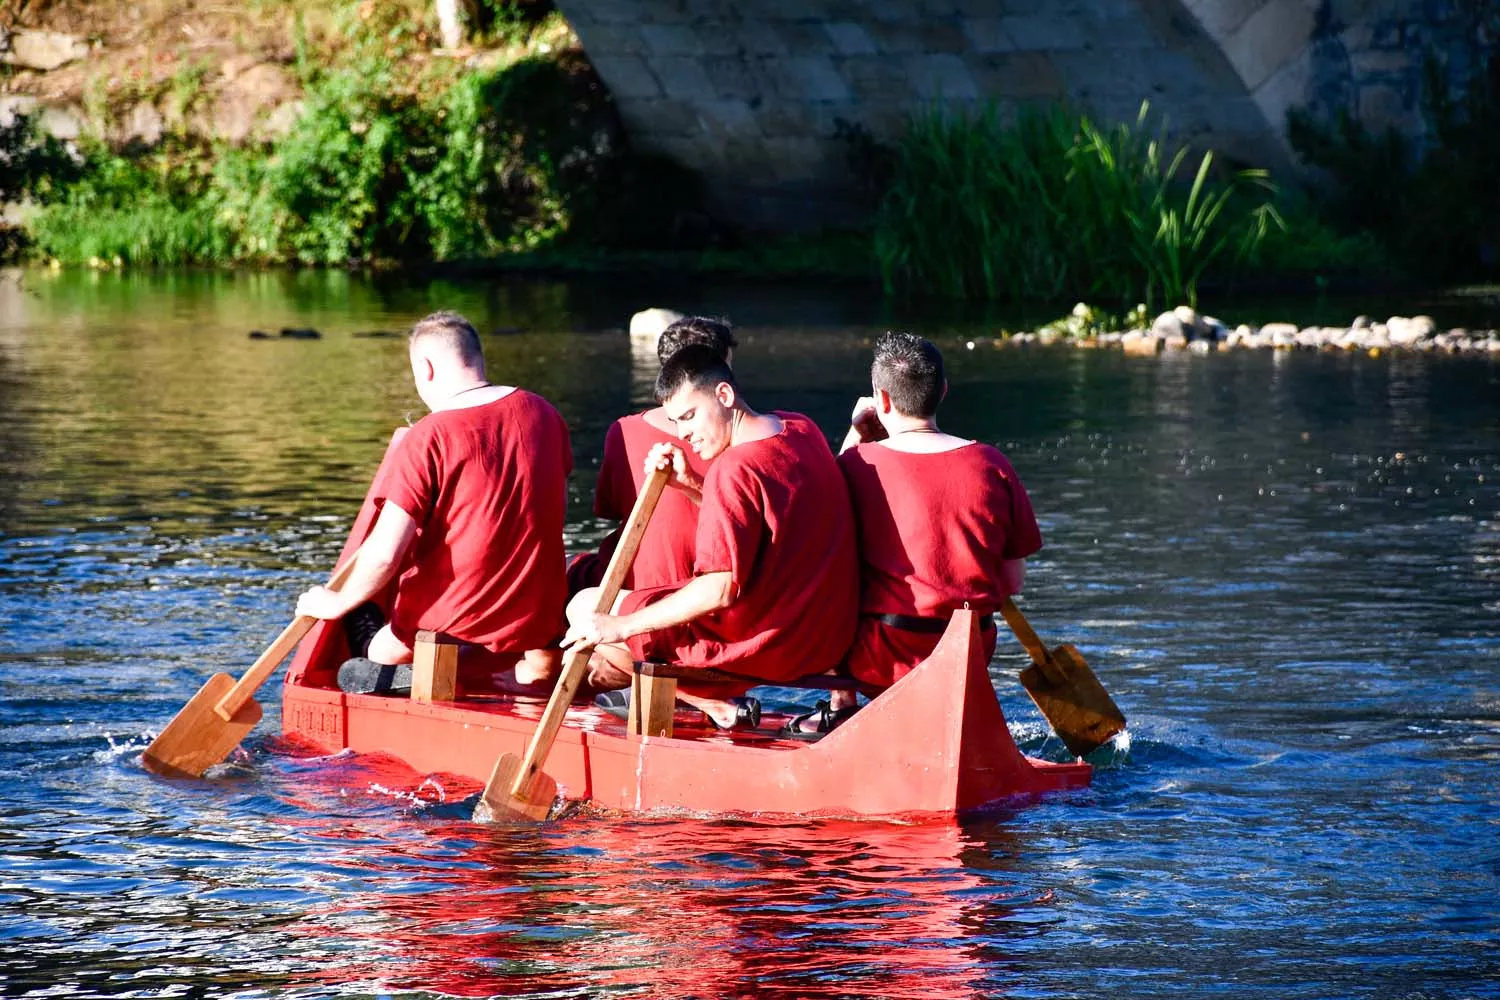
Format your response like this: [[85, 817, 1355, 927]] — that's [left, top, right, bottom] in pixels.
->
[[821, 332, 1041, 729], [295, 311, 572, 694], [562, 345, 858, 728], [567, 317, 736, 595]]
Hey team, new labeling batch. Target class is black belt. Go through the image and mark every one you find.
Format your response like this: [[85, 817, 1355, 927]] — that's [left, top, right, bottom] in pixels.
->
[[872, 612, 995, 635]]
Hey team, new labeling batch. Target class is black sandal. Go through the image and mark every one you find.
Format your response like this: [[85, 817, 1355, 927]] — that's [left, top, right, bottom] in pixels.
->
[[781, 700, 859, 740], [596, 692, 762, 730]]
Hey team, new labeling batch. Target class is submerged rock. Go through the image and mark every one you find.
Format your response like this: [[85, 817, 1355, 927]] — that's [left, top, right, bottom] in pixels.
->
[[279, 327, 321, 339], [630, 308, 685, 342]]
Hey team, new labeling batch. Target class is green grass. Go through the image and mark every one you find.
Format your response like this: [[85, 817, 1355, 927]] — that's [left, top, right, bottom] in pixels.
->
[[874, 101, 1281, 307]]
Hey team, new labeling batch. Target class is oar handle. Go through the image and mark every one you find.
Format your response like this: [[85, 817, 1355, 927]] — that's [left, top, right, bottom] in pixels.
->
[[999, 597, 1049, 668], [213, 555, 360, 721], [510, 465, 672, 797]]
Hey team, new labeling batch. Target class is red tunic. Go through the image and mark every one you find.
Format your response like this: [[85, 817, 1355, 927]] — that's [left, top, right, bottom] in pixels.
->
[[382, 390, 572, 653], [586, 411, 710, 589], [622, 414, 857, 684], [836, 441, 1043, 688], [572, 410, 825, 592]]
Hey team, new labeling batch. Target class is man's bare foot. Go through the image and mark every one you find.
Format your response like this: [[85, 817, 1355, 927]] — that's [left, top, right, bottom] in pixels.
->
[[514, 647, 561, 685]]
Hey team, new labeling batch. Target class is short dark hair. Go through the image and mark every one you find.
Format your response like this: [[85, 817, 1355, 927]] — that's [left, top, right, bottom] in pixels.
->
[[410, 311, 484, 368], [657, 316, 737, 365], [655, 343, 738, 403], [872, 332, 944, 417]]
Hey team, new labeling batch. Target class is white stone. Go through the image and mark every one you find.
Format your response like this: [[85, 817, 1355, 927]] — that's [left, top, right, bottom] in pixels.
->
[[1151, 310, 1188, 340], [1386, 315, 1436, 346], [118, 102, 164, 146], [37, 104, 83, 140], [0, 29, 90, 71], [629, 307, 685, 342]]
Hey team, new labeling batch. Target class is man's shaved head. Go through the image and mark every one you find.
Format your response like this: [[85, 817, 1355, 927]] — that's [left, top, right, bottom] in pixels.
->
[[872, 332, 944, 417], [410, 311, 485, 370]]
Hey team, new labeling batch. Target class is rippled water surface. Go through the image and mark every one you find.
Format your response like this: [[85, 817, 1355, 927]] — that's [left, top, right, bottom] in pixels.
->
[[2, 269, 1498, 999]]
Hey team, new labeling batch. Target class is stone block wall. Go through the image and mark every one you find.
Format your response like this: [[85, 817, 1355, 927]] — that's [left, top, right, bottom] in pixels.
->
[[557, 0, 1489, 230]]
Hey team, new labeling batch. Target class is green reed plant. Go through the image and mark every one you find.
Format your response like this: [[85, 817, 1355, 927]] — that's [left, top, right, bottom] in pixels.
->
[[875, 101, 1280, 306], [1068, 103, 1280, 308], [873, 105, 1079, 300]]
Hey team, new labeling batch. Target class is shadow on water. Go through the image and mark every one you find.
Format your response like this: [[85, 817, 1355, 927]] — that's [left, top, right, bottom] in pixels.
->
[[1, 268, 1498, 998]]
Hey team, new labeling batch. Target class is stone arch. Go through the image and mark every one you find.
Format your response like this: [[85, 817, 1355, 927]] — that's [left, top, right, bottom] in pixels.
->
[[554, 0, 1448, 228]]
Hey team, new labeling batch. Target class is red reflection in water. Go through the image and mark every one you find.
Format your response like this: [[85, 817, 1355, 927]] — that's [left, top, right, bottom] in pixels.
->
[[273, 752, 1043, 999]]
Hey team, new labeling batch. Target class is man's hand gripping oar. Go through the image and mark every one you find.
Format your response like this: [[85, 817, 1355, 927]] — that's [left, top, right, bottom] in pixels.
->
[[474, 464, 671, 824]]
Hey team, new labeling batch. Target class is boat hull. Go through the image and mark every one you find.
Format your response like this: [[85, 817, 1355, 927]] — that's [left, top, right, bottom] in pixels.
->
[[279, 431, 1092, 818]]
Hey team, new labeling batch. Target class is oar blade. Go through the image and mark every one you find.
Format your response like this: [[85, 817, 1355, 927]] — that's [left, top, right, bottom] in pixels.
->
[[1020, 644, 1126, 758], [473, 752, 558, 824], [141, 673, 264, 779]]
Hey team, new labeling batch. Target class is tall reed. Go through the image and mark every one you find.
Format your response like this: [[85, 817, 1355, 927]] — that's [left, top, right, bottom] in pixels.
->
[[875, 101, 1280, 307]]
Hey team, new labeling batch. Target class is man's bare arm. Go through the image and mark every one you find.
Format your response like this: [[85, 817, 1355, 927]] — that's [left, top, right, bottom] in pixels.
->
[[563, 571, 736, 649], [1000, 558, 1026, 596], [295, 502, 417, 619], [840, 396, 887, 454]]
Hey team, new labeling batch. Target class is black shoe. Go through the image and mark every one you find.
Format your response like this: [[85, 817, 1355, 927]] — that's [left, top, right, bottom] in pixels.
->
[[343, 602, 386, 660], [338, 657, 412, 696]]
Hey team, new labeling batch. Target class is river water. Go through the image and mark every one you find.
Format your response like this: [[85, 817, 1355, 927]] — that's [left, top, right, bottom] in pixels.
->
[[0, 268, 1496, 999]]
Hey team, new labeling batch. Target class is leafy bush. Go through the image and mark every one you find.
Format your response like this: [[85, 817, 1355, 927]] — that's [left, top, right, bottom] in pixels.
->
[[874, 101, 1280, 306], [22, 141, 234, 265], [23, 48, 669, 266], [0, 112, 79, 206]]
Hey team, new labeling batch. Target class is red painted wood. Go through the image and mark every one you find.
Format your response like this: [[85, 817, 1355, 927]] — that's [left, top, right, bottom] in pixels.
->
[[279, 428, 1092, 818]]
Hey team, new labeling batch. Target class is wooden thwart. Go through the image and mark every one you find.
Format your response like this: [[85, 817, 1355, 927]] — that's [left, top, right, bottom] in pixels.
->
[[1000, 597, 1127, 758], [412, 630, 459, 704], [141, 556, 358, 779], [474, 465, 672, 824], [629, 669, 678, 738]]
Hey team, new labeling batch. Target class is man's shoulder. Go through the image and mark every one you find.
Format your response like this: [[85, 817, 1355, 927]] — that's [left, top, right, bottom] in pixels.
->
[[505, 387, 564, 418]]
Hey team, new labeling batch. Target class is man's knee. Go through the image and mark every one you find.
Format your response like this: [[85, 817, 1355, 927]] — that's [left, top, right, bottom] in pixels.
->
[[567, 586, 631, 623], [367, 625, 414, 665]]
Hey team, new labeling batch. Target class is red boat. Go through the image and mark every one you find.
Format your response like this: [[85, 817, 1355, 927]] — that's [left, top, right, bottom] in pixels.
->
[[279, 433, 1092, 818]]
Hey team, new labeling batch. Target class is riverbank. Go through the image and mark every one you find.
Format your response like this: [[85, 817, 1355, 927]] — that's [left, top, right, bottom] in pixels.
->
[[1, 1, 1494, 303], [998, 305, 1500, 357]]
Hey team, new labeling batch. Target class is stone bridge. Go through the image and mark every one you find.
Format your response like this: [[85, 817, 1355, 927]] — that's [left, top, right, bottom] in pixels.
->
[[554, 0, 1480, 229]]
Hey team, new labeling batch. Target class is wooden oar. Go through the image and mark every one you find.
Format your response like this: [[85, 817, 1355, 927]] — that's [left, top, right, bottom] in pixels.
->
[[141, 556, 358, 779], [474, 465, 671, 823], [999, 597, 1126, 758]]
